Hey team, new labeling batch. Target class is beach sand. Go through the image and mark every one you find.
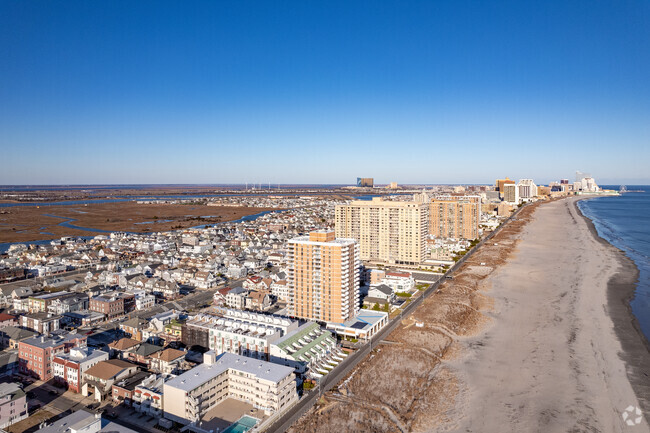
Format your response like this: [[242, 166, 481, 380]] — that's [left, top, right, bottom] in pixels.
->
[[448, 197, 650, 432]]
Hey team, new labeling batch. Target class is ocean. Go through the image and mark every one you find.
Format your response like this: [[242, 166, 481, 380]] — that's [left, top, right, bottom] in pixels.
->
[[578, 186, 650, 341]]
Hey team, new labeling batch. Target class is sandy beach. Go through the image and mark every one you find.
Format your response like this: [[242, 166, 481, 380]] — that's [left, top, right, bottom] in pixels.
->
[[449, 197, 650, 432]]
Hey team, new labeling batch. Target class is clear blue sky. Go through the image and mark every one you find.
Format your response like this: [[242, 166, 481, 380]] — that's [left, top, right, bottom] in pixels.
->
[[1, 1, 649, 185]]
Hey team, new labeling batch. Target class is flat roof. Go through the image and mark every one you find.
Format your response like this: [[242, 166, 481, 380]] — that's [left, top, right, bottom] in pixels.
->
[[21, 332, 84, 349], [165, 352, 293, 392], [327, 310, 388, 332]]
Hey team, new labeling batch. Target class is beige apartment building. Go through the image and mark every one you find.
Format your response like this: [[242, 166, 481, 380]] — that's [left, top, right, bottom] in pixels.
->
[[287, 231, 359, 323], [429, 198, 480, 240], [335, 198, 428, 265], [163, 351, 297, 424]]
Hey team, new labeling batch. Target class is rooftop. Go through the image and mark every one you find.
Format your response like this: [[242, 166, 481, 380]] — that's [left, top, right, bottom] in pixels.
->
[[113, 370, 150, 391], [85, 359, 137, 381], [165, 352, 294, 392], [21, 332, 84, 349], [327, 310, 388, 333], [0, 382, 24, 402]]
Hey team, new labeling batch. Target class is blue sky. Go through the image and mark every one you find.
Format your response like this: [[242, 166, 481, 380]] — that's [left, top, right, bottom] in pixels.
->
[[1, 1, 649, 185]]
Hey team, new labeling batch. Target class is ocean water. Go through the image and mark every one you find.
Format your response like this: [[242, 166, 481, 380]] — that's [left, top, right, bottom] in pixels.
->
[[578, 186, 650, 340]]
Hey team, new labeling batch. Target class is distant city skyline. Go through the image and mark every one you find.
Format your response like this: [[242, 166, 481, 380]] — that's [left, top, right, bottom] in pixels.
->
[[1, 1, 649, 185]]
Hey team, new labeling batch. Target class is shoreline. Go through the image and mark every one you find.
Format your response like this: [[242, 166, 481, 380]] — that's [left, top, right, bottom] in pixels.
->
[[445, 196, 650, 432], [574, 197, 650, 413]]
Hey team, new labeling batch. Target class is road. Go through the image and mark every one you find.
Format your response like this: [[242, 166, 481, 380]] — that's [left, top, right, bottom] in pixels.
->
[[261, 204, 527, 433]]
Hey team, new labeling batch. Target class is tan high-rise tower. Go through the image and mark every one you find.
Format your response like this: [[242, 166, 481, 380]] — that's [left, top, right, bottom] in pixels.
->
[[429, 197, 480, 240], [288, 231, 360, 323], [335, 197, 428, 265]]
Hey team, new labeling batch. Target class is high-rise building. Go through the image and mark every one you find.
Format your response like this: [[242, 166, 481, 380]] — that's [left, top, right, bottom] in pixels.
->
[[429, 198, 480, 240], [495, 177, 515, 198], [287, 231, 360, 323], [503, 183, 520, 204], [517, 179, 538, 199], [356, 177, 374, 188], [335, 198, 428, 265]]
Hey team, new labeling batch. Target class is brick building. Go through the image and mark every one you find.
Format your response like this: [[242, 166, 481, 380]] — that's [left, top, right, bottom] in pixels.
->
[[89, 293, 124, 320], [18, 333, 87, 380]]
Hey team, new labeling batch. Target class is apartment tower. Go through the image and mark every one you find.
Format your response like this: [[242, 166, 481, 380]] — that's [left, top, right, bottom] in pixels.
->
[[335, 198, 428, 265], [287, 231, 359, 323], [429, 198, 480, 240], [503, 183, 520, 204]]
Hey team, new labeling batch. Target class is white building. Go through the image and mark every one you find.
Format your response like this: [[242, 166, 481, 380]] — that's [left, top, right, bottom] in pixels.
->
[[517, 179, 538, 200], [163, 352, 298, 424], [52, 346, 109, 393], [270, 280, 290, 302], [380, 272, 415, 293], [184, 309, 299, 361], [135, 294, 156, 311]]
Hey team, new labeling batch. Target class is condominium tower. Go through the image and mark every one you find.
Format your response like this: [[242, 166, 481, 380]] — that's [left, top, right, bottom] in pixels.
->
[[429, 197, 480, 240], [287, 231, 360, 323], [335, 197, 428, 265], [495, 177, 515, 198], [503, 183, 520, 204], [517, 179, 538, 200]]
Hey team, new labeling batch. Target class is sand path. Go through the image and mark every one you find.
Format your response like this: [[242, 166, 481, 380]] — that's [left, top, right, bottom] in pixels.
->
[[450, 198, 649, 433]]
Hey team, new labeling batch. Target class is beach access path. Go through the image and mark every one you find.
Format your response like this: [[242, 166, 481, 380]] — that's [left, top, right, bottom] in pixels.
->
[[450, 197, 649, 432]]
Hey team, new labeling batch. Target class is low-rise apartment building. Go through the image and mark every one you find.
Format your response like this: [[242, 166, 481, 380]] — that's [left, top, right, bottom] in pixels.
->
[[18, 333, 87, 380], [163, 351, 298, 424], [83, 359, 139, 401], [20, 312, 61, 335], [183, 309, 298, 359], [133, 374, 166, 417], [89, 293, 124, 320]]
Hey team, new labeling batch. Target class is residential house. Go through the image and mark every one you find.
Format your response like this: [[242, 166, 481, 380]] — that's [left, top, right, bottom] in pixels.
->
[[367, 284, 395, 303], [225, 286, 247, 309], [164, 320, 184, 342], [83, 359, 139, 401], [120, 317, 149, 341], [270, 280, 290, 302], [0, 313, 17, 329], [0, 383, 27, 429], [245, 290, 272, 311], [108, 338, 141, 359], [148, 348, 186, 374], [0, 327, 38, 350]]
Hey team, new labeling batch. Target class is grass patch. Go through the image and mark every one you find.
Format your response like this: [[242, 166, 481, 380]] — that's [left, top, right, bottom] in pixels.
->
[[395, 292, 412, 298]]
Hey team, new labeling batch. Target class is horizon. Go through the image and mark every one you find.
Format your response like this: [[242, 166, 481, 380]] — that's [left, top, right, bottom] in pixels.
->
[[2, 1, 650, 184]]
